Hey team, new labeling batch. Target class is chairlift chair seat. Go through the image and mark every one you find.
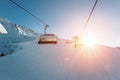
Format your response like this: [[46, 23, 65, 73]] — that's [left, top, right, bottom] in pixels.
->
[[38, 34, 58, 44]]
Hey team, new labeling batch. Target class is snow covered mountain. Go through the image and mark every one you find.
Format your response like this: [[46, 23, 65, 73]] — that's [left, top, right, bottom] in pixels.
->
[[0, 17, 37, 56], [0, 39, 120, 80], [0, 23, 7, 34], [0, 17, 37, 36]]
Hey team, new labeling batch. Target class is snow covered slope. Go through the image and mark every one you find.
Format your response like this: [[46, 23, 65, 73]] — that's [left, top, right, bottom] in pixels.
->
[[0, 17, 37, 44], [0, 17, 36, 36], [0, 23, 7, 34], [0, 17, 37, 56], [0, 39, 120, 80]]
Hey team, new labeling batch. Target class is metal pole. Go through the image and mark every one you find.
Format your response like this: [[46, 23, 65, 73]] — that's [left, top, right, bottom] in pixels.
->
[[44, 25, 49, 34]]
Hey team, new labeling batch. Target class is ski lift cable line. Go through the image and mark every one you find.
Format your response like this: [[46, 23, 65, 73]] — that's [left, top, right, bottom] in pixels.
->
[[81, 0, 99, 34], [9, 0, 48, 26]]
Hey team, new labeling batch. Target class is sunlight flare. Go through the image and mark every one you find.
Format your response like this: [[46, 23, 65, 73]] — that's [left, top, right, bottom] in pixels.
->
[[82, 35, 97, 48]]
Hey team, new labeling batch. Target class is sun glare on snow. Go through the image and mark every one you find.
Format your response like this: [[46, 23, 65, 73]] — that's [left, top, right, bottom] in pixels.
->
[[82, 35, 97, 48]]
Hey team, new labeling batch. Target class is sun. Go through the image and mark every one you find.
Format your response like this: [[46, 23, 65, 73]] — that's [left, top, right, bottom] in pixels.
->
[[82, 36, 96, 48]]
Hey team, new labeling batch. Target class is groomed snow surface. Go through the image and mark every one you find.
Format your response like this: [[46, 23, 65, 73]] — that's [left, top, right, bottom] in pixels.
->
[[0, 39, 120, 80]]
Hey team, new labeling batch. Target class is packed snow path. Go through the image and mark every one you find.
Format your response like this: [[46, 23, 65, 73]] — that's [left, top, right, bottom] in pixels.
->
[[0, 39, 120, 80]]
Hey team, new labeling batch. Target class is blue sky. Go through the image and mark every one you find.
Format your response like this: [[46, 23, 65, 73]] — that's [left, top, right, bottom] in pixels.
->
[[0, 0, 120, 47]]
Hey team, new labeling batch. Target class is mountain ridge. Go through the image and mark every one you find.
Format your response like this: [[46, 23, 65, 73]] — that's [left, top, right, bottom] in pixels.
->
[[0, 17, 37, 57]]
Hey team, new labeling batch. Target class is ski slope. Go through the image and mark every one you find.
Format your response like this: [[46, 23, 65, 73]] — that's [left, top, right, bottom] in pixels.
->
[[0, 39, 120, 80], [0, 17, 37, 56]]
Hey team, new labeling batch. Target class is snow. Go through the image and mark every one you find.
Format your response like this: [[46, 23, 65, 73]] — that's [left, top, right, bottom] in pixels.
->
[[0, 23, 7, 34], [0, 17, 37, 56], [0, 39, 120, 80], [0, 17, 37, 36]]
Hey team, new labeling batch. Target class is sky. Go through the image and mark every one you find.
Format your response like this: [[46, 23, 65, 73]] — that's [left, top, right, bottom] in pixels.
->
[[0, 0, 120, 47]]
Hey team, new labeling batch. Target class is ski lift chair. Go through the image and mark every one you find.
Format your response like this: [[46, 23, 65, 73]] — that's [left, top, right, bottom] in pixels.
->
[[65, 40, 72, 44], [38, 34, 58, 44]]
